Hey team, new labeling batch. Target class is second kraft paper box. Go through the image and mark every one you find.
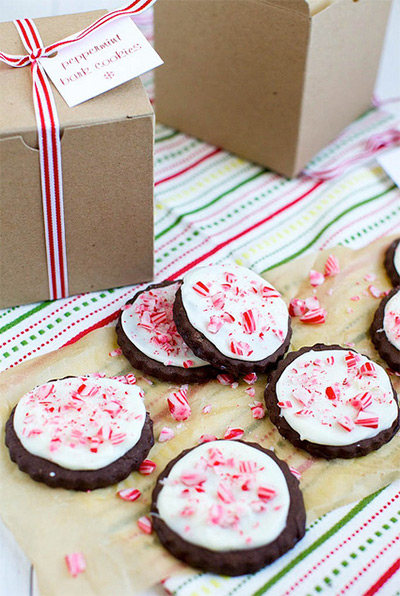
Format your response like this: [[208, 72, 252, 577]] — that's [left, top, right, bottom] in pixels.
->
[[154, 0, 392, 178], [0, 11, 154, 308]]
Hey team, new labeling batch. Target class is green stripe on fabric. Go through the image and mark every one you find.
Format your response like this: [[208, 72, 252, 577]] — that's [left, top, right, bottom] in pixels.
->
[[155, 131, 179, 143], [0, 301, 50, 335], [155, 171, 266, 240], [250, 487, 385, 596], [262, 185, 396, 273]]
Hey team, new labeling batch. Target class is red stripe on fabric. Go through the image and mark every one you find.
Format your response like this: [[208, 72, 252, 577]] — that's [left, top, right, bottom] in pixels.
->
[[155, 148, 222, 186], [61, 311, 120, 347], [37, 66, 66, 297], [167, 180, 325, 280], [33, 77, 57, 297], [362, 558, 400, 596]]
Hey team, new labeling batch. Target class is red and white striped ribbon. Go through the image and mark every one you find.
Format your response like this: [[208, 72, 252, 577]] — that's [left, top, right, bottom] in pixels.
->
[[0, 0, 158, 300], [303, 128, 400, 181]]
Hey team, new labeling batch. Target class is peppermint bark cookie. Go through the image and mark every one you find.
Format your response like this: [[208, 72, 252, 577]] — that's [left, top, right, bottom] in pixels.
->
[[151, 440, 305, 575], [264, 344, 399, 459], [370, 287, 400, 373], [173, 264, 291, 375], [5, 377, 154, 490], [384, 238, 400, 286], [116, 281, 217, 383]]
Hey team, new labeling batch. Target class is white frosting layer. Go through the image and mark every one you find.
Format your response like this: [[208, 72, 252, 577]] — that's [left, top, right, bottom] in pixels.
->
[[156, 440, 290, 551], [180, 264, 289, 362], [13, 377, 146, 470], [384, 290, 400, 351], [122, 283, 207, 368], [394, 243, 400, 276], [276, 349, 398, 446]]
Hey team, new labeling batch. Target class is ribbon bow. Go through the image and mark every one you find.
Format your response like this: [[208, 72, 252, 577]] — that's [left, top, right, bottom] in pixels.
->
[[0, 0, 157, 300]]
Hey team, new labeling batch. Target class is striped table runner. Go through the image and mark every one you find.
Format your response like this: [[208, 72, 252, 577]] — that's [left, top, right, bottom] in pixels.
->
[[0, 9, 399, 596]]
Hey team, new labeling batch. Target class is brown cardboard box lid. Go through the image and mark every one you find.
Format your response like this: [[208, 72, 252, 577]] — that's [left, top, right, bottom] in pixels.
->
[[0, 11, 153, 147]]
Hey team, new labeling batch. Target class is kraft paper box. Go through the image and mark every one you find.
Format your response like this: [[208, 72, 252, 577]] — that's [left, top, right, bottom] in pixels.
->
[[154, 0, 391, 178], [0, 11, 154, 308]]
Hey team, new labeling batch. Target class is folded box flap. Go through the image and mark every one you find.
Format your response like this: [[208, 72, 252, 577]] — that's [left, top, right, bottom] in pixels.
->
[[256, 0, 310, 16]]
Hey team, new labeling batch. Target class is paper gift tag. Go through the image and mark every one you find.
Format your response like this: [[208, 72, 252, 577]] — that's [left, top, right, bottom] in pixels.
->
[[40, 16, 163, 107], [377, 146, 400, 188]]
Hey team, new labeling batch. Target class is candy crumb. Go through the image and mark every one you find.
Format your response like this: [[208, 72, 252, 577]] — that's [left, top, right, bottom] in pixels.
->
[[117, 488, 141, 502], [158, 427, 175, 442], [65, 552, 86, 577], [137, 516, 153, 535], [202, 404, 212, 414], [224, 427, 245, 440], [198, 434, 218, 443], [109, 348, 122, 357]]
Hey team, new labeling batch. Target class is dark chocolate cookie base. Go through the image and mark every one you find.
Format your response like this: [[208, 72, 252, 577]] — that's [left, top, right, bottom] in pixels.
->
[[5, 410, 154, 491], [117, 281, 218, 384], [370, 287, 400, 373], [151, 440, 306, 576], [384, 238, 400, 286], [264, 344, 400, 459], [173, 288, 292, 375]]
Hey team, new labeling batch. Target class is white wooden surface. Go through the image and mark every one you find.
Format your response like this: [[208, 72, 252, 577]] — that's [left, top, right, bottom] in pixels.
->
[[0, 1, 399, 594]]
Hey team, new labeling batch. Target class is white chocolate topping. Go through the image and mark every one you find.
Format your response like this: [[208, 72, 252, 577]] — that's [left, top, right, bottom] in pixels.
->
[[394, 243, 400, 276], [156, 440, 290, 551], [276, 349, 398, 446], [384, 290, 400, 351], [180, 264, 289, 362], [121, 283, 207, 368], [13, 377, 146, 470]]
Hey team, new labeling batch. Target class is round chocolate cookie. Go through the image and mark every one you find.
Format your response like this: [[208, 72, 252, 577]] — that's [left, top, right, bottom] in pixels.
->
[[151, 440, 305, 576], [5, 377, 154, 490], [173, 264, 292, 375], [264, 344, 399, 459], [384, 238, 400, 286], [116, 281, 217, 383], [370, 286, 400, 373]]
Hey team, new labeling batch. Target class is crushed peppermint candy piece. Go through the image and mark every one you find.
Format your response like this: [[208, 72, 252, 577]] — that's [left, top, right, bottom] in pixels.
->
[[167, 385, 191, 421], [309, 269, 325, 287], [278, 400, 293, 408], [359, 362, 377, 377], [217, 373, 236, 386], [349, 392, 373, 411], [368, 285, 383, 298], [304, 296, 320, 310], [242, 309, 257, 334], [158, 427, 175, 442], [249, 401, 265, 419], [198, 434, 218, 443], [337, 416, 355, 432], [354, 411, 379, 428], [202, 404, 212, 414], [325, 386, 340, 401], [139, 459, 157, 475], [289, 466, 301, 480], [137, 515, 153, 534], [245, 387, 256, 398], [243, 372, 258, 384], [117, 488, 141, 502], [192, 281, 210, 296], [324, 255, 340, 277], [299, 308, 327, 324], [230, 339, 253, 357], [224, 427, 245, 440], [288, 298, 307, 317], [257, 486, 276, 501], [65, 552, 86, 577], [262, 285, 281, 299], [109, 348, 122, 357]]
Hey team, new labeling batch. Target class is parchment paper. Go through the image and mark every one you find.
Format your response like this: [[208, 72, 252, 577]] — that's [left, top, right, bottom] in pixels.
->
[[1, 236, 399, 596]]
